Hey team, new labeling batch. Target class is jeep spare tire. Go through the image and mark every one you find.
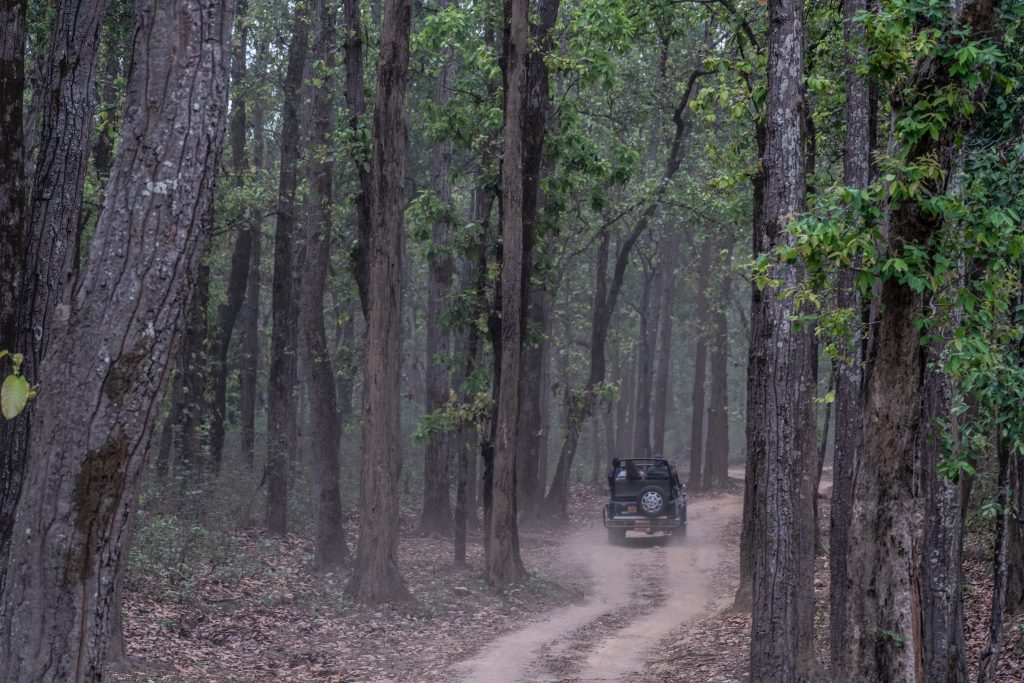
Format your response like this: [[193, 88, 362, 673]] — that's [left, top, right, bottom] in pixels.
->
[[637, 485, 668, 516]]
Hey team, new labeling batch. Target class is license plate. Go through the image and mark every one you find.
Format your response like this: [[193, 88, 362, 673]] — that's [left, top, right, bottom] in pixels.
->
[[627, 505, 636, 514]]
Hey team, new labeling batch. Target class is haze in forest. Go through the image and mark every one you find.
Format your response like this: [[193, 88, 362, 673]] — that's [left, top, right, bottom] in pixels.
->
[[1, 0, 1024, 681]]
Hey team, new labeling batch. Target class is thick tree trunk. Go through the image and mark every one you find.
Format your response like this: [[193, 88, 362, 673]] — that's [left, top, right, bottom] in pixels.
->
[[487, 0, 529, 588], [652, 230, 678, 456], [299, 0, 348, 569], [516, 0, 560, 510], [918, 352, 968, 683], [749, 0, 817, 679], [207, 0, 253, 474], [829, 0, 869, 668], [421, 5, 456, 536], [978, 431, 1012, 683], [346, 0, 414, 604], [2, 0, 108, 588], [344, 0, 372, 314], [0, 1, 232, 678], [266, 2, 309, 535], [689, 239, 711, 489], [844, 3, 999, 678], [0, 0, 26, 594]]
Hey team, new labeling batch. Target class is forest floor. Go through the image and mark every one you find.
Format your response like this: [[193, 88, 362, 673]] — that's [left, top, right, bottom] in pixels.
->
[[111, 476, 1024, 682]]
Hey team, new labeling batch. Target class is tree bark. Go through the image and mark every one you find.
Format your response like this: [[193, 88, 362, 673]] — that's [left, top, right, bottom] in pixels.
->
[[978, 430, 1012, 683], [0, 0, 26, 594], [749, 0, 817, 678], [829, 0, 869, 668], [299, 0, 348, 569], [266, 2, 309, 535], [516, 0, 560, 511], [689, 238, 711, 489], [844, 2, 1000, 678], [0, 1, 232, 678], [2, 0, 109, 588], [917, 350, 968, 683], [345, 0, 414, 604], [207, 0, 253, 474], [344, 0, 373, 315], [421, 3, 457, 536], [487, 0, 529, 588]]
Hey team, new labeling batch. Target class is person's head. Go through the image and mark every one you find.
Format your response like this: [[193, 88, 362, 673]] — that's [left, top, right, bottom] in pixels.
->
[[653, 453, 665, 460]]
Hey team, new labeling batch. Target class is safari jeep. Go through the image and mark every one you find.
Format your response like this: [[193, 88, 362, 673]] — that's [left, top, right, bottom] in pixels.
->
[[603, 457, 687, 544]]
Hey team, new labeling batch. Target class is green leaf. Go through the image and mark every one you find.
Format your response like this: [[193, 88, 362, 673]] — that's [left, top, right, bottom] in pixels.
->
[[1, 374, 30, 419]]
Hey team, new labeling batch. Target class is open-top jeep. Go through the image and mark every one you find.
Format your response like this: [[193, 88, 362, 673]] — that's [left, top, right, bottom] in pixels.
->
[[603, 457, 687, 544]]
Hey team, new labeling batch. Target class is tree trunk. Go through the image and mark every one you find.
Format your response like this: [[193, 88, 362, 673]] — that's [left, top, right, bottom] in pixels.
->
[[734, 121, 767, 611], [299, 0, 348, 570], [632, 265, 662, 458], [487, 0, 529, 588], [345, 0, 414, 604], [207, 0, 253, 474], [704, 244, 732, 489], [652, 229, 678, 456], [2, 0, 108, 588], [421, 4, 456, 536], [844, 3, 1000, 677], [978, 430, 1012, 683], [266, 2, 309, 535], [0, 0, 26, 595], [0, 1, 232, 678], [689, 238, 711, 489], [344, 0, 373, 314], [177, 264, 210, 489], [239, 60, 266, 470], [749, 0, 816, 678], [917, 351, 968, 683], [516, 0, 560, 511], [830, 0, 870, 668]]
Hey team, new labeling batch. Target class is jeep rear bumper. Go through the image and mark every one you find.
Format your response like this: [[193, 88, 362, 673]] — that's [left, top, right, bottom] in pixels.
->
[[603, 500, 686, 530]]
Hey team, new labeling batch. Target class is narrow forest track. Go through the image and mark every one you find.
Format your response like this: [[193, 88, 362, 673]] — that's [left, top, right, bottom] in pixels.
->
[[448, 494, 743, 682]]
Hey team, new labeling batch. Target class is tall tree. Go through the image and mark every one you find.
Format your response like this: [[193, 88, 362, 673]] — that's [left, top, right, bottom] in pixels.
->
[[488, 0, 529, 588], [516, 0, 561, 509], [207, 0, 254, 474], [0, 0, 26, 594], [652, 229, 678, 456], [688, 238, 711, 489], [844, 1, 1000, 678], [632, 259, 662, 458], [421, 0, 457, 537], [749, 0, 817, 678], [1, 0, 109, 584], [300, 0, 348, 569], [266, 1, 309, 535], [703, 240, 732, 489], [346, 0, 414, 604], [829, 0, 870, 667], [0, 0, 233, 677]]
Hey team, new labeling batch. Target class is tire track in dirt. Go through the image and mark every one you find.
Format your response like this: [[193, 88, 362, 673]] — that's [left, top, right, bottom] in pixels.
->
[[448, 494, 743, 682]]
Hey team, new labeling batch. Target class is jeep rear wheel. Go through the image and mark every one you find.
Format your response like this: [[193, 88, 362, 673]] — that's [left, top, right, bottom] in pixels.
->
[[637, 485, 668, 516]]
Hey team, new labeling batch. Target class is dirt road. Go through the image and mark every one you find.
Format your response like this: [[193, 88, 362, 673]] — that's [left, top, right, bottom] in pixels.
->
[[449, 494, 743, 682]]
